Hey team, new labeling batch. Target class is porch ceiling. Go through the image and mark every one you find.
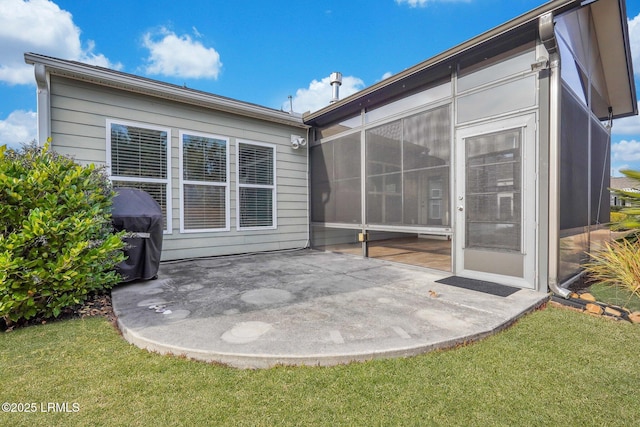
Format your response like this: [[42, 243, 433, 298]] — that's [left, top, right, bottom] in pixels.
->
[[590, 0, 637, 119]]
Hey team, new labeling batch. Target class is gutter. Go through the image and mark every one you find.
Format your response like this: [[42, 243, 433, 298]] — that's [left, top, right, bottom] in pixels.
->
[[540, 12, 572, 299], [24, 53, 307, 130]]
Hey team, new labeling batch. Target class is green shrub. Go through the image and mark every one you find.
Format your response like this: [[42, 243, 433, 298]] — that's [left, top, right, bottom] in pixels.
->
[[583, 238, 640, 301], [610, 211, 627, 225], [0, 143, 125, 324]]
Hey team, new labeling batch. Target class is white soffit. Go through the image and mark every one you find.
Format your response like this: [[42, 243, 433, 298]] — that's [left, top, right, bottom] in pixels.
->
[[591, 0, 636, 118]]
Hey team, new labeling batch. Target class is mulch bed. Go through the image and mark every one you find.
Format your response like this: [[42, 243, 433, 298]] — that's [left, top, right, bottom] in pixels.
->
[[550, 274, 639, 323], [1, 292, 117, 332]]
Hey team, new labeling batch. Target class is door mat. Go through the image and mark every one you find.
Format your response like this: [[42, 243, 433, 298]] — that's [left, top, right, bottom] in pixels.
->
[[435, 276, 519, 297]]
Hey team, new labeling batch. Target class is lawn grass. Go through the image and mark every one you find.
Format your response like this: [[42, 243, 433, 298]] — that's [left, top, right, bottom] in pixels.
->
[[1, 305, 639, 426], [589, 281, 640, 312]]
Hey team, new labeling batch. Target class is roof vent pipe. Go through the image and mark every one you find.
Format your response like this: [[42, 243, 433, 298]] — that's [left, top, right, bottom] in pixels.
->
[[330, 72, 342, 104]]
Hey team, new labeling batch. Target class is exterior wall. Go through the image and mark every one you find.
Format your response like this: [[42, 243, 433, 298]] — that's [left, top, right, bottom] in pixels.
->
[[48, 76, 308, 261]]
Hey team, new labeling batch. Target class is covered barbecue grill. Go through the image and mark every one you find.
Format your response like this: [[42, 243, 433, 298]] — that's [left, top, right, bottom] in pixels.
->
[[112, 188, 163, 282]]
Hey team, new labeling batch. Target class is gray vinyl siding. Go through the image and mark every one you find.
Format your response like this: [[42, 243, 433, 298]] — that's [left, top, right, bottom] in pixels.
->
[[49, 76, 308, 261]]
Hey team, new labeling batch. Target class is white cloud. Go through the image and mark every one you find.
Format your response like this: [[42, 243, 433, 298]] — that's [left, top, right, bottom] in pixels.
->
[[284, 74, 365, 114], [612, 164, 631, 177], [142, 28, 222, 79], [0, 0, 120, 85], [379, 71, 394, 81], [396, 0, 471, 7], [612, 139, 640, 163], [610, 137, 640, 176], [0, 110, 36, 148], [612, 102, 640, 135]]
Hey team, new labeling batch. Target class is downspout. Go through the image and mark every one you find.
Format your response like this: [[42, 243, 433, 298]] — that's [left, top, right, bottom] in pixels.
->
[[306, 126, 311, 249], [34, 63, 51, 146], [540, 12, 571, 298]]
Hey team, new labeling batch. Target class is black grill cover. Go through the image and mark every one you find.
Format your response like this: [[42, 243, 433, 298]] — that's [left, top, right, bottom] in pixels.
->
[[112, 188, 164, 283]]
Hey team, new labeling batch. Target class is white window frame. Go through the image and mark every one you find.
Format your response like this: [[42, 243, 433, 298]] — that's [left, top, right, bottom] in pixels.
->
[[236, 139, 277, 231], [179, 130, 230, 233], [106, 119, 172, 234]]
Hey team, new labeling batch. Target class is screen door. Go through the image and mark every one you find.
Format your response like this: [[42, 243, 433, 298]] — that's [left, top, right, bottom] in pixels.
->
[[455, 114, 536, 288]]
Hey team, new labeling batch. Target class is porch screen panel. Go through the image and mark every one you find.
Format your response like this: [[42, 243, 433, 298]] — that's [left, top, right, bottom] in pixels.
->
[[366, 105, 451, 227], [366, 121, 402, 224], [560, 87, 589, 230], [310, 142, 334, 222], [465, 129, 522, 252], [238, 142, 275, 229], [559, 85, 590, 280], [402, 105, 450, 226], [590, 119, 610, 226], [310, 133, 361, 224]]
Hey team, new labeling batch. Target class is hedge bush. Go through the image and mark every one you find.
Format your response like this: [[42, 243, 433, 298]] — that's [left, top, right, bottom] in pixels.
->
[[0, 143, 125, 324], [610, 169, 640, 235]]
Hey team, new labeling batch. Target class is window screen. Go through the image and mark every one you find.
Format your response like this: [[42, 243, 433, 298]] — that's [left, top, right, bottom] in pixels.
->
[[237, 141, 276, 229], [181, 133, 228, 232], [108, 120, 171, 232], [465, 128, 522, 252]]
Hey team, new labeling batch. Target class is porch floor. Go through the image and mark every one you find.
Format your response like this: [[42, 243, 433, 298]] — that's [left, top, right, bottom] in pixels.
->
[[111, 249, 547, 369], [317, 236, 452, 271]]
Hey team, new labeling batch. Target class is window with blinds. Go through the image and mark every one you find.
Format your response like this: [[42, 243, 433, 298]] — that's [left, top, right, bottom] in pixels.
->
[[237, 141, 276, 229], [180, 132, 229, 232], [107, 120, 171, 232]]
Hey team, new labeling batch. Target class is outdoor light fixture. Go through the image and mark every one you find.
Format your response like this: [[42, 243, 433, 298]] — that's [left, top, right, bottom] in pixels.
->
[[531, 56, 550, 72], [291, 134, 306, 149]]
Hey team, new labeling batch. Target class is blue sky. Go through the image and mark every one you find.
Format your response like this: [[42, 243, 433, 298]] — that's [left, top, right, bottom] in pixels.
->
[[1, 0, 640, 176]]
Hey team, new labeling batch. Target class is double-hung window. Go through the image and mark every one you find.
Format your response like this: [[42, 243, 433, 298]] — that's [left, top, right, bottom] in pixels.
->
[[180, 131, 229, 232], [107, 119, 171, 233], [237, 140, 277, 230]]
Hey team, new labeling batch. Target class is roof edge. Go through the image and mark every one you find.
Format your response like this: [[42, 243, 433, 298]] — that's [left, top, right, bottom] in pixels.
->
[[616, 0, 638, 117], [24, 53, 307, 129], [303, 0, 582, 124]]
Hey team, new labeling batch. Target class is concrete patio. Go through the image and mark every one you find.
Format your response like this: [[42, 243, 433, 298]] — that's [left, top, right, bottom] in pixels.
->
[[111, 249, 548, 369]]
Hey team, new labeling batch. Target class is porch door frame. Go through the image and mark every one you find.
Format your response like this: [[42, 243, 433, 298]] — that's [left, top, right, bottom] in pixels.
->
[[454, 113, 537, 289]]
